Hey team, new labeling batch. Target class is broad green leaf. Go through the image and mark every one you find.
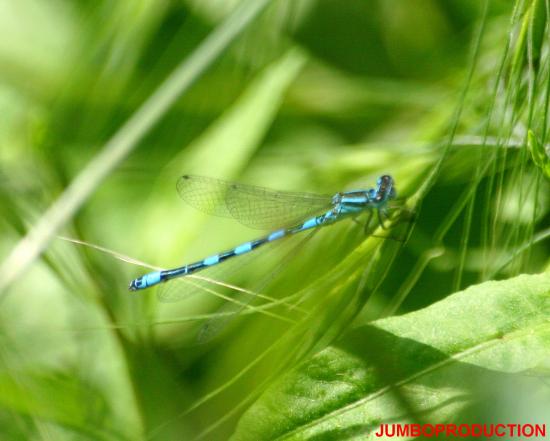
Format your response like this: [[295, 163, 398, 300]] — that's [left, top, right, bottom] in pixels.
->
[[232, 272, 550, 440]]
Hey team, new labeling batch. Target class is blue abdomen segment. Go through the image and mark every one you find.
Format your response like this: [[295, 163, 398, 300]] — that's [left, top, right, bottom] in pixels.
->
[[288, 210, 336, 234], [268, 229, 285, 241], [129, 270, 162, 291], [203, 255, 220, 266], [234, 242, 253, 254]]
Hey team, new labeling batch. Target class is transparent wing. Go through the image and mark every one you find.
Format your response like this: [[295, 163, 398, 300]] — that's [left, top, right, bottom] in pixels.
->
[[197, 228, 319, 343], [155, 228, 316, 342], [177, 175, 333, 230]]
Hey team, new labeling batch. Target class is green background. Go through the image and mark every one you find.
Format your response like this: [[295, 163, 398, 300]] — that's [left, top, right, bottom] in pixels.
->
[[0, 0, 548, 440]]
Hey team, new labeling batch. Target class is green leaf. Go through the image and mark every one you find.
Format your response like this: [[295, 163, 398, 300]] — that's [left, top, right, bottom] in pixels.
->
[[528, 130, 550, 179], [511, 0, 547, 77], [529, 0, 547, 69], [232, 272, 550, 440]]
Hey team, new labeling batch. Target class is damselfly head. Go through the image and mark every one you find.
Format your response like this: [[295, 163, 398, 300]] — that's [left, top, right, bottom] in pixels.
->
[[376, 175, 393, 187], [377, 175, 396, 201]]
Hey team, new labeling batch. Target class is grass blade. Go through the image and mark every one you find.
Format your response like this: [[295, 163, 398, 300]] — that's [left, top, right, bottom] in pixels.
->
[[0, 0, 273, 300]]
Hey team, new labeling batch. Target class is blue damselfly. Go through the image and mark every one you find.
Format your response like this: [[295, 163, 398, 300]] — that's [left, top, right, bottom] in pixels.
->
[[129, 174, 396, 292]]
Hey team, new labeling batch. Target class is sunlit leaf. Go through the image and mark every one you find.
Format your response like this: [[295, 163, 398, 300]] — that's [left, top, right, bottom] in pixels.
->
[[233, 272, 550, 440]]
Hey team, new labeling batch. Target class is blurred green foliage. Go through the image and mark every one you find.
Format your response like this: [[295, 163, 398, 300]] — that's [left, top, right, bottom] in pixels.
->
[[0, 0, 548, 440]]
